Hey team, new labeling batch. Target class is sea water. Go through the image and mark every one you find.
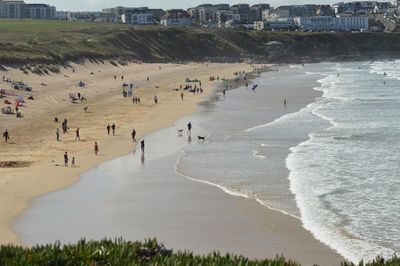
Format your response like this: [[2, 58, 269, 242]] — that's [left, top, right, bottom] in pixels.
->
[[178, 61, 400, 263], [15, 62, 400, 263]]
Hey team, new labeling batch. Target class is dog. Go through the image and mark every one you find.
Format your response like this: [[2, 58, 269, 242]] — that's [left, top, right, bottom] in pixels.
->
[[177, 129, 184, 136], [198, 136, 206, 142]]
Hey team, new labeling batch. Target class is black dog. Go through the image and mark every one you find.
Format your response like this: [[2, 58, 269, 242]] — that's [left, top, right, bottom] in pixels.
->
[[198, 136, 206, 142]]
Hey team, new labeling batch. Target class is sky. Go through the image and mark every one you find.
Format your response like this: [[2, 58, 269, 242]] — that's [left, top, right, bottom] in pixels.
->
[[24, 0, 365, 12]]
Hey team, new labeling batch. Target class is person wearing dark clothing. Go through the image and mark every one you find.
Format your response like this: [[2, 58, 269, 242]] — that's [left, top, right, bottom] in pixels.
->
[[111, 123, 116, 136], [94, 142, 99, 155], [3, 130, 9, 142], [132, 129, 137, 142], [141, 140, 145, 153], [75, 128, 80, 141], [107, 124, 111, 135], [187, 122, 192, 136], [64, 152, 68, 166]]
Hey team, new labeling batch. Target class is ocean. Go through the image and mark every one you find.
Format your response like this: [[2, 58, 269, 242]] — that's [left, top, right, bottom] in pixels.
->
[[14, 62, 400, 263]]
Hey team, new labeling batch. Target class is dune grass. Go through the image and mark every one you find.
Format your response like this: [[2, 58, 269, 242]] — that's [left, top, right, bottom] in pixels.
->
[[0, 238, 399, 265]]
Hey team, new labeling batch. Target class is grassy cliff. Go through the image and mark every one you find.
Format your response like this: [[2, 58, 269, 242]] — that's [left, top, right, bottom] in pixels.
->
[[1, 19, 400, 65]]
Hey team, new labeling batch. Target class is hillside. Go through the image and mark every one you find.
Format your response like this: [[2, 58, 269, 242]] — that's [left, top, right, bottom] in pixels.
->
[[0, 19, 400, 65]]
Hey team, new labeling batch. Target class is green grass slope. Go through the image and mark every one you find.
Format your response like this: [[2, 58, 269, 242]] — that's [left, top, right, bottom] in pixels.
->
[[0, 19, 400, 65]]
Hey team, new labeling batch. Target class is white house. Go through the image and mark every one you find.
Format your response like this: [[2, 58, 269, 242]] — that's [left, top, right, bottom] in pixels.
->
[[294, 16, 369, 31], [122, 10, 154, 24], [160, 9, 193, 26]]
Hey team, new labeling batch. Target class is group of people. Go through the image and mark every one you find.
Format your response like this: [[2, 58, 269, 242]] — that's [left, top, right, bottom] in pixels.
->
[[63, 151, 75, 167], [106, 123, 117, 136]]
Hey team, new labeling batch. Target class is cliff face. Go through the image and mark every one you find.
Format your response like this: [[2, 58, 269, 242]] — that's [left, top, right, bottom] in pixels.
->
[[0, 20, 400, 65]]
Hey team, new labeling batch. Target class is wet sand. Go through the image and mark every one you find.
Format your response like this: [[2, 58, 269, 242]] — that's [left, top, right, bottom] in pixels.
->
[[14, 66, 344, 265]]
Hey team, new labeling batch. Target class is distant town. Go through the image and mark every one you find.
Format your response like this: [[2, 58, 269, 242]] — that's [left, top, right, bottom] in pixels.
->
[[1, 0, 400, 32]]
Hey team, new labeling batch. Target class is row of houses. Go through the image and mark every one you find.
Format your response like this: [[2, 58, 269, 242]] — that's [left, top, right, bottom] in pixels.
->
[[89, 2, 394, 31], [0, 0, 55, 20]]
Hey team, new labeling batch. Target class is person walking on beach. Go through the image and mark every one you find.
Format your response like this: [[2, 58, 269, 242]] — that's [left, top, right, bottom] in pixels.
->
[[72, 157, 75, 167], [132, 129, 137, 142], [75, 128, 80, 141], [141, 140, 145, 153], [56, 128, 60, 141], [64, 152, 68, 167], [111, 123, 116, 136], [107, 124, 111, 135], [187, 122, 192, 136], [181, 92, 184, 101], [154, 95, 158, 104], [94, 142, 99, 155], [3, 129, 9, 142]]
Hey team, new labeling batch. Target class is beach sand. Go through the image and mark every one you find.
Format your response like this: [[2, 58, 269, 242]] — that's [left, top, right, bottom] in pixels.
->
[[0, 61, 254, 244], [2, 62, 343, 265]]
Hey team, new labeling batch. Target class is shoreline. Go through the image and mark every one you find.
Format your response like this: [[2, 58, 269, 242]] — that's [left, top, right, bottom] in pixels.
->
[[0, 62, 257, 245], [13, 64, 345, 265]]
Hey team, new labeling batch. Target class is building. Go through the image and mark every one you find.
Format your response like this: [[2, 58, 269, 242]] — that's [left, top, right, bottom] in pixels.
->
[[216, 10, 240, 27], [230, 4, 251, 23], [160, 9, 193, 26], [316, 5, 335, 16], [67, 12, 100, 22], [254, 20, 267, 30], [332, 2, 392, 15], [188, 4, 230, 24], [250, 4, 270, 21], [267, 18, 294, 29], [290, 4, 317, 17], [103, 6, 165, 23], [294, 15, 368, 31], [94, 13, 118, 23], [121, 9, 154, 24], [24, 3, 56, 20], [0, 0, 24, 19], [262, 7, 290, 20]]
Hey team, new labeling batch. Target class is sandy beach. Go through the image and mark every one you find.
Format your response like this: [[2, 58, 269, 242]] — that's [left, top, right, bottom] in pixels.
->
[[0, 61, 255, 244], [2, 62, 344, 265]]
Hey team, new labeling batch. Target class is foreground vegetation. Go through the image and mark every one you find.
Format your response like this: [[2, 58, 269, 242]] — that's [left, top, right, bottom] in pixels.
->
[[0, 238, 399, 265], [1, 19, 400, 65]]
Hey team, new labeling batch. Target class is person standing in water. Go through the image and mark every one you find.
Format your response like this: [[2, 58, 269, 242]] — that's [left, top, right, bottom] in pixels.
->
[[187, 122, 192, 136], [284, 99, 287, 108], [141, 140, 145, 153]]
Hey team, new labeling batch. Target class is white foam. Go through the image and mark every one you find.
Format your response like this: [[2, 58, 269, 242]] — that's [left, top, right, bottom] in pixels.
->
[[285, 63, 399, 263]]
